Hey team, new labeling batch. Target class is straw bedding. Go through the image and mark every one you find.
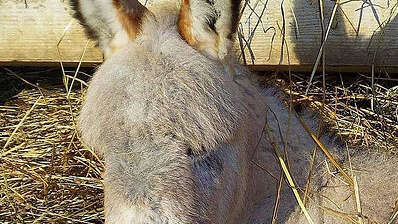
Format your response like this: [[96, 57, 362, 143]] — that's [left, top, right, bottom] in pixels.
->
[[0, 69, 397, 223], [0, 86, 104, 223], [264, 72, 398, 153]]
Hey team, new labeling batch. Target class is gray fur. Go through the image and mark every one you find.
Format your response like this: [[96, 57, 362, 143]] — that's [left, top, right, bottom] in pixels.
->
[[79, 5, 265, 223], [77, 2, 398, 224]]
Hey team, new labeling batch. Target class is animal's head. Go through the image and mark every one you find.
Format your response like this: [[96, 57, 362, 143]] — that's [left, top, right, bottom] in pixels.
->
[[69, 0, 242, 60], [73, 2, 260, 223]]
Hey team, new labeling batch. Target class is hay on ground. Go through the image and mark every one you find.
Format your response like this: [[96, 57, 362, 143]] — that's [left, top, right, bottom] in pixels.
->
[[0, 87, 104, 223], [0, 68, 397, 223]]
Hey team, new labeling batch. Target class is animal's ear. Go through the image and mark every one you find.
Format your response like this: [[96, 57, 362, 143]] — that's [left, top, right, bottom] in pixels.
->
[[69, 0, 151, 59], [69, 0, 101, 42], [213, 0, 243, 54], [177, 0, 243, 59], [112, 0, 151, 39]]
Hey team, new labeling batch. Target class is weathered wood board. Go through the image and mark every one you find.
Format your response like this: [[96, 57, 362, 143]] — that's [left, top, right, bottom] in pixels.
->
[[0, 0, 102, 65], [0, 0, 397, 71], [240, 0, 398, 71]]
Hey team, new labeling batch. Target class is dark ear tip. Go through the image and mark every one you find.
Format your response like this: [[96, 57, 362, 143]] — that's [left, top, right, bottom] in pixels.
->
[[231, 0, 243, 37], [68, 0, 100, 42]]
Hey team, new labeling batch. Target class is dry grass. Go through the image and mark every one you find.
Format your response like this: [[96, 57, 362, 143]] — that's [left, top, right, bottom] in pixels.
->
[[263, 72, 398, 153], [0, 87, 104, 223], [0, 0, 397, 223], [0, 68, 396, 223]]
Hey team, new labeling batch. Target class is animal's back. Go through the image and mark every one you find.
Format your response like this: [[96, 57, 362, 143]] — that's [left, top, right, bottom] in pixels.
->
[[246, 89, 398, 224]]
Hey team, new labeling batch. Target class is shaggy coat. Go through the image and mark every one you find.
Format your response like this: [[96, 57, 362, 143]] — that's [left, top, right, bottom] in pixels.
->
[[76, 1, 398, 223], [79, 4, 266, 223]]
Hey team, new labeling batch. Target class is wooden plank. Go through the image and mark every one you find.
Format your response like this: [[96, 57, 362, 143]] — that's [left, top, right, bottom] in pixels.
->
[[239, 0, 398, 69], [0, 0, 397, 71], [0, 0, 103, 64]]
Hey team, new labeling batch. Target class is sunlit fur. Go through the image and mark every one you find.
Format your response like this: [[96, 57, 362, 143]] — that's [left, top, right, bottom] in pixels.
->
[[79, 4, 266, 223], [245, 91, 398, 223], [77, 1, 398, 223], [281, 153, 398, 224]]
